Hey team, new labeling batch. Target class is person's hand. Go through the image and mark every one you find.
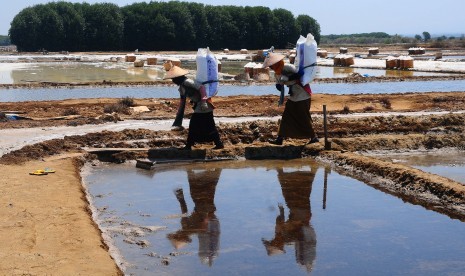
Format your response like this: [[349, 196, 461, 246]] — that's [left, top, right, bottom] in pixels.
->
[[200, 101, 209, 111], [275, 83, 283, 91], [279, 75, 289, 82]]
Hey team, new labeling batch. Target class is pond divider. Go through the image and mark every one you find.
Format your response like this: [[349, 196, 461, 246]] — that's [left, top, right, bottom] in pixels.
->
[[320, 151, 465, 220]]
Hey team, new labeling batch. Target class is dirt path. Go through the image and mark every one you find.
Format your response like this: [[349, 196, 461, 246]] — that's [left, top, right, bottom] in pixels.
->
[[0, 117, 279, 157], [0, 155, 121, 275]]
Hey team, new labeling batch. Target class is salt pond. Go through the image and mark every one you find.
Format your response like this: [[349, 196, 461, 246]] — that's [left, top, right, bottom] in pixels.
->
[[84, 159, 465, 275], [0, 61, 457, 85], [2, 79, 465, 102], [379, 150, 465, 184]]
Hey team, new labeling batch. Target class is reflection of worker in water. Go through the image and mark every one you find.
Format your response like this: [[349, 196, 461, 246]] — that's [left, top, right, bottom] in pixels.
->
[[167, 168, 221, 266], [262, 164, 318, 272]]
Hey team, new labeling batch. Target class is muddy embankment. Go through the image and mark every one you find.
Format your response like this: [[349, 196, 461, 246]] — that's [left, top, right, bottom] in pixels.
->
[[1, 110, 465, 220]]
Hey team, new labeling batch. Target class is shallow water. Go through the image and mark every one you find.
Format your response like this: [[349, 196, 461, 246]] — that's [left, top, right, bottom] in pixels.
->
[[380, 151, 465, 184], [2, 79, 465, 102], [0, 62, 166, 84], [0, 61, 456, 85], [84, 159, 465, 275], [442, 56, 465, 60]]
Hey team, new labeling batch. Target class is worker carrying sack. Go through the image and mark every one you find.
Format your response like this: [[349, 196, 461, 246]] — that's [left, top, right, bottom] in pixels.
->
[[295, 33, 318, 86], [196, 47, 219, 98]]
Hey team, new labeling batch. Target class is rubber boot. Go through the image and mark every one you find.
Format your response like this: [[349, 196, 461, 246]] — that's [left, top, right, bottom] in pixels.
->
[[213, 137, 224, 150], [269, 136, 283, 145], [308, 137, 319, 144], [180, 142, 192, 150]]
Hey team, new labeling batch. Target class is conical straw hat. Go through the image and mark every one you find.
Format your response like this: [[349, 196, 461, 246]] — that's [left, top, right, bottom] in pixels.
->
[[262, 53, 285, 68], [163, 66, 189, 79]]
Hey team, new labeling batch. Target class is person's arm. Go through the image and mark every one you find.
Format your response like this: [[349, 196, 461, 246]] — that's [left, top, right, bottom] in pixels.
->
[[199, 85, 209, 111], [278, 84, 285, 106], [172, 94, 186, 127]]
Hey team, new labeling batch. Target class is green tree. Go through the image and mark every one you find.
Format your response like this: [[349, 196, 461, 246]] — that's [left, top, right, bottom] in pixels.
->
[[220, 6, 248, 49], [121, 3, 148, 50], [296, 15, 321, 44], [415, 34, 422, 41], [9, 7, 41, 51], [422, 31, 431, 41], [159, 1, 195, 50], [80, 3, 124, 51], [10, 2, 321, 51], [205, 6, 240, 49], [48, 2, 85, 51], [34, 4, 65, 51], [186, 3, 210, 49], [271, 9, 298, 48], [241, 6, 275, 49]]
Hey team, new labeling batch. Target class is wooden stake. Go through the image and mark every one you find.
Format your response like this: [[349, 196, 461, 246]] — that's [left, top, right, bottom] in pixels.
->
[[323, 105, 331, 150]]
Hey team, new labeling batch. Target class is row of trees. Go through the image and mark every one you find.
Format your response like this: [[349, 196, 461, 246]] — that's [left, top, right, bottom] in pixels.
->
[[320, 31, 465, 48], [320, 32, 400, 45], [9, 1, 320, 52]]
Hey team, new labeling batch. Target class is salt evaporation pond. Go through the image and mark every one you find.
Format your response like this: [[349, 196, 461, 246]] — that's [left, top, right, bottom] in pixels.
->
[[84, 159, 465, 275], [380, 151, 465, 184], [0, 61, 456, 85], [2, 79, 465, 102]]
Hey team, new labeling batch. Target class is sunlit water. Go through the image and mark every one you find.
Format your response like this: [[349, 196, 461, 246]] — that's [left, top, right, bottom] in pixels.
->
[[0, 61, 457, 85], [441, 56, 465, 60], [379, 151, 465, 184], [84, 159, 465, 275], [2, 79, 465, 102]]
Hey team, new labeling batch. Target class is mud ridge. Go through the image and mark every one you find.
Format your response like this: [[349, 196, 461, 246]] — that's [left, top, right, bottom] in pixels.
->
[[319, 151, 465, 220]]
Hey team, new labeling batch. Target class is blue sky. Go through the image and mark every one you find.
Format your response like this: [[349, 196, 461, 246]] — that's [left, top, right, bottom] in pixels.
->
[[2, 0, 465, 36]]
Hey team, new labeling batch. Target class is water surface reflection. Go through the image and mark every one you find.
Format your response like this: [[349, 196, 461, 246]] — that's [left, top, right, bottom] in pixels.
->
[[262, 164, 319, 272], [84, 159, 465, 275], [3, 79, 465, 102], [168, 168, 222, 266], [379, 151, 465, 184], [0, 61, 456, 84]]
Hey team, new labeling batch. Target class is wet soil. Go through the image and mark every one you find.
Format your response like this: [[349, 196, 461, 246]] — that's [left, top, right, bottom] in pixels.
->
[[2, 91, 465, 217], [2, 91, 465, 129], [2, 73, 465, 273], [3, 47, 465, 274]]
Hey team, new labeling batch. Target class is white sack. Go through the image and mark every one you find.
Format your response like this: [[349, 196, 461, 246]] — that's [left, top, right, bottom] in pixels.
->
[[196, 47, 219, 98], [295, 33, 318, 86]]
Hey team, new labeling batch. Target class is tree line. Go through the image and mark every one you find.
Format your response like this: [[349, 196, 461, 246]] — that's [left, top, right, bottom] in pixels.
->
[[320, 32, 402, 45], [9, 1, 320, 52], [320, 31, 465, 47]]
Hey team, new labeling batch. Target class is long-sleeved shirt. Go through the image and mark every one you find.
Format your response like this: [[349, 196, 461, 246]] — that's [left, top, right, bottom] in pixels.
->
[[178, 79, 213, 113], [275, 63, 310, 102]]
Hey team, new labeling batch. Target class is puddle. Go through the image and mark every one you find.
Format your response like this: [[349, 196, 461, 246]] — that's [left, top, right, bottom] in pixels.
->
[[2, 79, 465, 102], [0, 61, 457, 85], [441, 56, 465, 60], [323, 66, 454, 78], [378, 150, 465, 184], [0, 62, 166, 84], [84, 159, 465, 275]]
